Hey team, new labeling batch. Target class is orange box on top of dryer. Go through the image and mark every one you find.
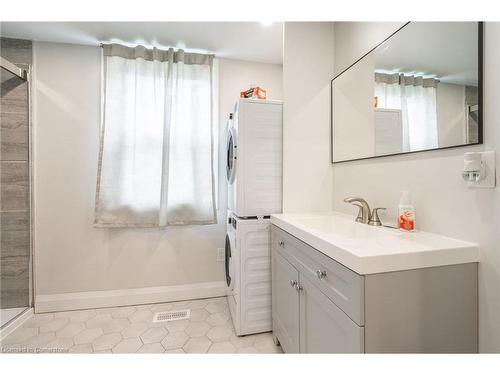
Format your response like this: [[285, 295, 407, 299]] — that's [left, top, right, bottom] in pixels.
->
[[240, 86, 267, 99]]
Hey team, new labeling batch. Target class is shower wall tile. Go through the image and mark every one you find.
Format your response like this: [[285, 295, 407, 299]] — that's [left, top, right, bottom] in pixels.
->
[[1, 212, 30, 258], [0, 161, 29, 211], [0, 289, 30, 309], [0, 290, 29, 309], [1, 255, 29, 278], [1, 210, 30, 231], [0, 255, 30, 309], [1, 38, 32, 65], [1, 71, 29, 113], [0, 230, 30, 259], [1, 111, 29, 161]]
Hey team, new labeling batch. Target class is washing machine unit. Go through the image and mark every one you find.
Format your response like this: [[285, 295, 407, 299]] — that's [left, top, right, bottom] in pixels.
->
[[227, 99, 283, 218], [225, 211, 238, 311], [225, 211, 272, 336]]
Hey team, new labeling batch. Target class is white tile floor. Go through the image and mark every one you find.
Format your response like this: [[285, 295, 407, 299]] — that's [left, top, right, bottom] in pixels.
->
[[0, 297, 283, 354]]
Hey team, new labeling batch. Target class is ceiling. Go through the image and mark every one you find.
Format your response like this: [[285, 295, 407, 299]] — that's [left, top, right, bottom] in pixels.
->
[[0, 22, 284, 65], [375, 22, 478, 86]]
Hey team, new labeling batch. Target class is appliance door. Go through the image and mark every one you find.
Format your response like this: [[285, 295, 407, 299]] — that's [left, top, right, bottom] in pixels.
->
[[226, 126, 237, 184], [225, 233, 235, 292]]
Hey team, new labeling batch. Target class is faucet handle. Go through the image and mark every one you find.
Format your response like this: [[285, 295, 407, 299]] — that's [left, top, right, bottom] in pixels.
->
[[351, 203, 365, 223], [369, 208, 386, 226], [344, 197, 372, 224]]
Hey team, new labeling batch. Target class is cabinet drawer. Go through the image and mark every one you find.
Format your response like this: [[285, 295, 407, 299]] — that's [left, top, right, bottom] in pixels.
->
[[272, 225, 365, 325]]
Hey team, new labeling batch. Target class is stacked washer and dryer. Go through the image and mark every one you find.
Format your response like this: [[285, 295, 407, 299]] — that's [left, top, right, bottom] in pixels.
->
[[225, 98, 283, 336]]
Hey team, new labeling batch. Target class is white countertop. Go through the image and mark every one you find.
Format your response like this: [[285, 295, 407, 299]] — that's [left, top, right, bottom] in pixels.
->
[[270, 212, 479, 275]]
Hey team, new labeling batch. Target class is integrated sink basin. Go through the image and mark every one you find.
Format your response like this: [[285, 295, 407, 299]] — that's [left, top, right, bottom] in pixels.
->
[[270, 212, 479, 274]]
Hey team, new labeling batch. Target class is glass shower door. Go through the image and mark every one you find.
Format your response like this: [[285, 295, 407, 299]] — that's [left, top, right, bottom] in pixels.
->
[[0, 37, 33, 329]]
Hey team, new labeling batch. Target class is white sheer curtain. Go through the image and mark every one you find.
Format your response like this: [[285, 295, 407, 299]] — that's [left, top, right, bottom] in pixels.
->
[[375, 73, 439, 152], [95, 44, 216, 227]]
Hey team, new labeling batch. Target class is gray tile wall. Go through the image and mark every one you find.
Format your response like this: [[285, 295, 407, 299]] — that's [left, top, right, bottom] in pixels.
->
[[1, 37, 32, 309]]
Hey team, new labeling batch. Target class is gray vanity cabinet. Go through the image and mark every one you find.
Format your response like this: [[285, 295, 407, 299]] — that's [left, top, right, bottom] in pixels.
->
[[272, 226, 364, 353], [271, 225, 478, 353]]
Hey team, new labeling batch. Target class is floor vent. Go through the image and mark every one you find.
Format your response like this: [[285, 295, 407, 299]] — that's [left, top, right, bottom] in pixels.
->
[[153, 309, 191, 323]]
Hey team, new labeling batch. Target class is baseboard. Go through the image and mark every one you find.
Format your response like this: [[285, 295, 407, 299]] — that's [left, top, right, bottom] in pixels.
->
[[35, 281, 227, 313]]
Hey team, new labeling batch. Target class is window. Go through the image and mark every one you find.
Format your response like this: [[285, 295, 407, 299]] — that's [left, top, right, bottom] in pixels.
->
[[94, 44, 217, 227]]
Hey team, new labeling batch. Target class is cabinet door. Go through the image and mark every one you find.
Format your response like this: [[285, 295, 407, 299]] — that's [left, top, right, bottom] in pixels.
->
[[272, 251, 300, 353], [299, 276, 364, 353]]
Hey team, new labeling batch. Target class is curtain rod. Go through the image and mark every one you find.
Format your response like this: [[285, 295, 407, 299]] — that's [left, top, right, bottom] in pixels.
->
[[99, 43, 216, 56]]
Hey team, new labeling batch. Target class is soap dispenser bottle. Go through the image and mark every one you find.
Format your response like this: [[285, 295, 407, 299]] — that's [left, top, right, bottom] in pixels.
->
[[398, 190, 415, 232]]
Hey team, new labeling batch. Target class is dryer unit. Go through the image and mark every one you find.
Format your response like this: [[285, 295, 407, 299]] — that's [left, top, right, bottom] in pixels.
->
[[227, 99, 283, 218], [225, 212, 272, 336]]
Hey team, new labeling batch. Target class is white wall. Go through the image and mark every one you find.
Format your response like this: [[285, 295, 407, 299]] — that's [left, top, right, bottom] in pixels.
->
[[282, 22, 335, 212], [218, 58, 283, 106], [332, 22, 500, 353], [33, 42, 283, 298]]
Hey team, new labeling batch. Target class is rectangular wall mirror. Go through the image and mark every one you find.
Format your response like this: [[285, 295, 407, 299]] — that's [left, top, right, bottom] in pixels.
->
[[331, 22, 483, 163]]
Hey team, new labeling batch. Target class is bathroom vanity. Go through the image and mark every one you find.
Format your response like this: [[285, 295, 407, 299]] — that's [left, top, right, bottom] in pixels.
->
[[270, 213, 479, 353]]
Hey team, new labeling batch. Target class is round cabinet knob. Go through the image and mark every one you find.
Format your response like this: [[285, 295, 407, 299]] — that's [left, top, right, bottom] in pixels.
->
[[295, 284, 303, 292], [290, 280, 297, 287], [316, 270, 327, 279], [278, 240, 285, 247]]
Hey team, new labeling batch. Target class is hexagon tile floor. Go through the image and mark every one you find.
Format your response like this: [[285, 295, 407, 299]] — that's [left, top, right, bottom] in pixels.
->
[[0, 297, 283, 354]]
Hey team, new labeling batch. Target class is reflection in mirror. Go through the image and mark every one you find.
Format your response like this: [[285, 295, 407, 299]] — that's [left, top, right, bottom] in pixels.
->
[[332, 22, 482, 163]]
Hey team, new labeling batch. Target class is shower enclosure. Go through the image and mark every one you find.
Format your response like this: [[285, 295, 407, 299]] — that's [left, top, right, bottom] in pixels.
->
[[0, 38, 33, 329]]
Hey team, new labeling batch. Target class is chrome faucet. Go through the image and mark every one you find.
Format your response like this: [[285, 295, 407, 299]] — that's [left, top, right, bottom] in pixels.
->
[[344, 197, 386, 226], [344, 197, 371, 224]]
